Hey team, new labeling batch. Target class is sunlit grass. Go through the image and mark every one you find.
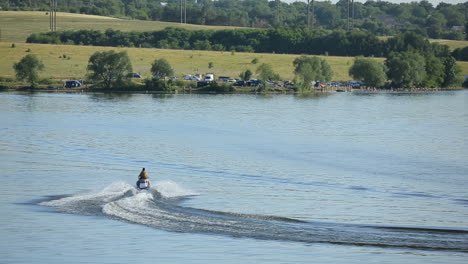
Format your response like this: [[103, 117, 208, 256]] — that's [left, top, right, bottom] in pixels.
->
[[0, 42, 358, 81], [457, 61, 468, 77], [378, 36, 467, 51], [0, 11, 242, 43], [2, 42, 466, 83], [430, 39, 468, 51]]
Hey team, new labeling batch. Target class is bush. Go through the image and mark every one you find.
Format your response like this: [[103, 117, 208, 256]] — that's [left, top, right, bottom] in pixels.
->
[[0, 84, 11, 90], [144, 79, 174, 91], [463, 79, 468, 88], [174, 80, 193, 87], [0, 76, 14, 82], [200, 82, 235, 93], [38, 78, 54, 85]]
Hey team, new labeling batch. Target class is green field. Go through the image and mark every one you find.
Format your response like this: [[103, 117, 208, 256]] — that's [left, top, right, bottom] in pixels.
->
[[0, 11, 241, 43], [2, 42, 467, 84], [0, 42, 357, 81], [431, 39, 468, 51]]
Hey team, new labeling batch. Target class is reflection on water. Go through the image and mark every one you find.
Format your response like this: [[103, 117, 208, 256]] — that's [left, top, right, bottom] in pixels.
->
[[294, 92, 333, 99], [88, 93, 135, 101]]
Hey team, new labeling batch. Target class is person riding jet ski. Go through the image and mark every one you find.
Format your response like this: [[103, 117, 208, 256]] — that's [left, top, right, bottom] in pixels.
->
[[136, 168, 151, 190]]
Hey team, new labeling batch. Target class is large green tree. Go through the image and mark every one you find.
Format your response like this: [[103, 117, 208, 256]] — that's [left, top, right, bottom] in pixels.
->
[[422, 54, 445, 88], [293, 56, 333, 87], [256, 63, 280, 82], [385, 51, 426, 88], [442, 56, 461, 87], [349, 57, 387, 87], [86, 50, 132, 89], [239, 69, 253, 81], [13, 54, 44, 87], [151, 58, 174, 79]]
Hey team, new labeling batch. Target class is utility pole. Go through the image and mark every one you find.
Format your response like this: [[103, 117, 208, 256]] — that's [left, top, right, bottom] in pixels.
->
[[311, 0, 315, 30], [49, 0, 52, 30], [275, 0, 281, 27], [347, 0, 350, 31], [307, 0, 315, 30], [352, 0, 355, 29], [50, 0, 57, 31], [54, 0, 57, 31], [180, 0, 187, 24]]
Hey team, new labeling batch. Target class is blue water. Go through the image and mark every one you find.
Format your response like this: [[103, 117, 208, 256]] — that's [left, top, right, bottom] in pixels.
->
[[0, 91, 467, 263]]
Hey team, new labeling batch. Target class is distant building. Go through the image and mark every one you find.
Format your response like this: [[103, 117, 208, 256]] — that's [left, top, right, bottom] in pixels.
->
[[377, 15, 403, 27], [450, 26, 464, 32]]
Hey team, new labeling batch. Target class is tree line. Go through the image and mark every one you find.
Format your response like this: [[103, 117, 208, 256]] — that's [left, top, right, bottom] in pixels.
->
[[2, 0, 466, 40], [27, 28, 453, 59]]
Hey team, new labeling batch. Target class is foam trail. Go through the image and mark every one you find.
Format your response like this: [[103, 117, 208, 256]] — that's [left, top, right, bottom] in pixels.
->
[[39, 182, 468, 252], [154, 180, 199, 198]]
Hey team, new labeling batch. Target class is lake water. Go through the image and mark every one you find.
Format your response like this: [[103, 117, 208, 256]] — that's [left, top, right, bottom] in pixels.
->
[[0, 91, 467, 263]]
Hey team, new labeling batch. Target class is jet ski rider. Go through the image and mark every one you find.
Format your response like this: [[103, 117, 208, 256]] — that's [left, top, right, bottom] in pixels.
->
[[136, 168, 151, 190]]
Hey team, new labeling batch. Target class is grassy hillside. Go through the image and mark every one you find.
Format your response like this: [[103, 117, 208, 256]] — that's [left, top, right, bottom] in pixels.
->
[[0, 11, 241, 43], [431, 39, 468, 51], [379, 36, 468, 51], [0, 42, 357, 82], [2, 11, 467, 52], [1, 11, 466, 85]]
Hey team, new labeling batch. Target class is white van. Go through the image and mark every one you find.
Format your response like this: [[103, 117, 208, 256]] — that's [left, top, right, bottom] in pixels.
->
[[205, 74, 214, 82]]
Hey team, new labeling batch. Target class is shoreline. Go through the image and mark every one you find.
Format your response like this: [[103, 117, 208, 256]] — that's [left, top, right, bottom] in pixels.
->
[[0, 86, 464, 95]]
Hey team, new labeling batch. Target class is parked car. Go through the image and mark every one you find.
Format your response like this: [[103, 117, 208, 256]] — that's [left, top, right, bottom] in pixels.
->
[[234, 80, 246, 86], [127, 73, 142, 78], [246, 79, 261, 86], [197, 81, 208, 87], [183, 75, 200, 81], [65, 80, 81, 88], [348, 81, 362, 87], [205, 74, 214, 82], [218, 76, 230, 82]]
